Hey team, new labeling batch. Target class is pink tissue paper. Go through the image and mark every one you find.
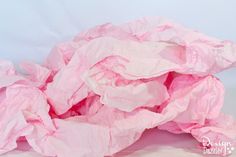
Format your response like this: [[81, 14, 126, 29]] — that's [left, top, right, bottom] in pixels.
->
[[0, 17, 236, 157]]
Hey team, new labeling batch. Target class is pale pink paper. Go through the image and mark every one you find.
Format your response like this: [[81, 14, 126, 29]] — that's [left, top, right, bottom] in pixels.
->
[[0, 17, 236, 157]]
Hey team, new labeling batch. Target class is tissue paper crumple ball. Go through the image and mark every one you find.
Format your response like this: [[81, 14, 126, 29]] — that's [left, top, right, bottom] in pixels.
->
[[0, 17, 236, 157]]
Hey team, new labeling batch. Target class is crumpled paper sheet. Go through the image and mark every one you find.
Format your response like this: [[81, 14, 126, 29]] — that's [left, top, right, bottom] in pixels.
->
[[0, 17, 236, 157]]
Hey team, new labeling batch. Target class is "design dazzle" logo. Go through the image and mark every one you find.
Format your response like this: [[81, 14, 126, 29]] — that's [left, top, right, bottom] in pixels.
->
[[201, 136, 234, 156]]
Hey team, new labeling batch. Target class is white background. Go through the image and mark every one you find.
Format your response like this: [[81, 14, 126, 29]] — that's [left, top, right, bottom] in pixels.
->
[[0, 1, 235, 156]]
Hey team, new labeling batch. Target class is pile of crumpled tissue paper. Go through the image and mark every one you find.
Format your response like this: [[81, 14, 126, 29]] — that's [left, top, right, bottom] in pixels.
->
[[0, 17, 236, 157]]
